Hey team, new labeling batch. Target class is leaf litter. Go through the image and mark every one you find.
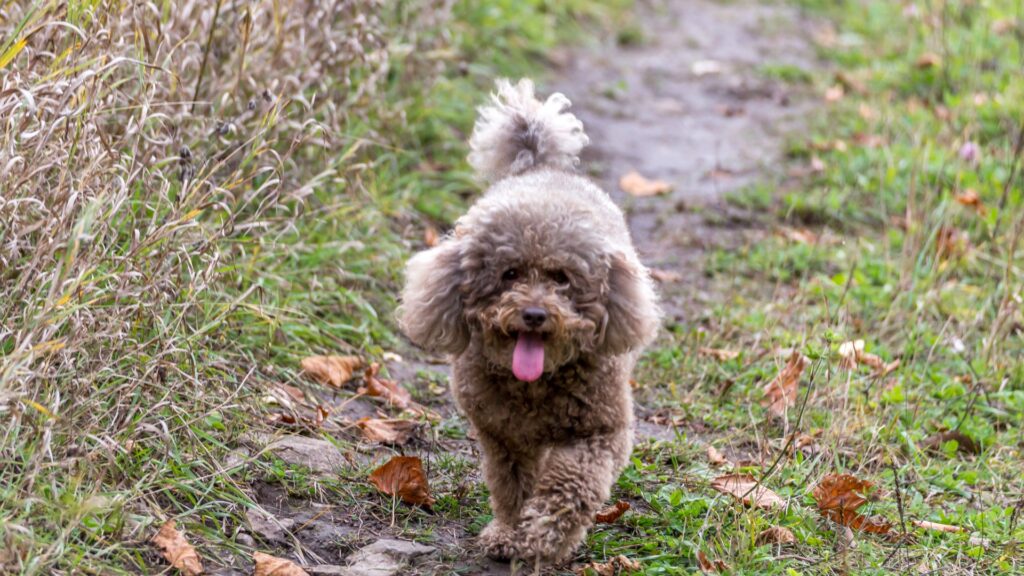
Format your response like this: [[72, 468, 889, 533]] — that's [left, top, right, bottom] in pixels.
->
[[300, 355, 363, 388], [710, 473, 784, 509], [369, 455, 435, 507], [811, 473, 893, 535], [760, 350, 809, 418], [151, 520, 204, 576]]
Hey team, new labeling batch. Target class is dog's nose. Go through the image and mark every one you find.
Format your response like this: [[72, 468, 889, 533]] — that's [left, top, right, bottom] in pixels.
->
[[521, 307, 547, 329]]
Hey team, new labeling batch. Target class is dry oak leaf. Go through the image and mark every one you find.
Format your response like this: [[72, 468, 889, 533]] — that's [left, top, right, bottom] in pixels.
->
[[837, 339, 891, 373], [812, 473, 893, 535], [619, 170, 672, 197], [300, 355, 363, 388], [356, 417, 421, 445], [369, 455, 435, 507], [253, 551, 309, 576], [757, 526, 796, 545], [706, 445, 729, 467], [696, 550, 730, 574], [359, 363, 412, 409], [595, 500, 631, 524], [760, 351, 809, 418], [151, 520, 204, 576], [573, 555, 641, 576], [710, 473, 784, 510], [698, 347, 739, 362]]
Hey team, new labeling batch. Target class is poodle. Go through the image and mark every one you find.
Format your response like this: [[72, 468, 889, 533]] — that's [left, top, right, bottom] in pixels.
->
[[398, 79, 661, 567]]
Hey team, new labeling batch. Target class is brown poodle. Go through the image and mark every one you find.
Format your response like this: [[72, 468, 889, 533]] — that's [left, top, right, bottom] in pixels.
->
[[399, 79, 661, 567]]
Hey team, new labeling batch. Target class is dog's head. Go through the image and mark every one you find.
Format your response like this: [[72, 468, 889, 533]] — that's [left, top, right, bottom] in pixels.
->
[[399, 200, 659, 381]]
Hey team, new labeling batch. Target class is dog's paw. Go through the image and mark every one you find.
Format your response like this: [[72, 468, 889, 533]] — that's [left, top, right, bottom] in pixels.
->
[[479, 520, 519, 561], [516, 505, 584, 565]]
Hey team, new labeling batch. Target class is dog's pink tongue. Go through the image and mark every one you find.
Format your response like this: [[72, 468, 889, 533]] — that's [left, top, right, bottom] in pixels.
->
[[512, 332, 545, 382]]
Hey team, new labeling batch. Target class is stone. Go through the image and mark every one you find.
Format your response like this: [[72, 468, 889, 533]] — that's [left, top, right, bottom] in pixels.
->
[[245, 508, 295, 543], [266, 435, 347, 475], [343, 539, 436, 576]]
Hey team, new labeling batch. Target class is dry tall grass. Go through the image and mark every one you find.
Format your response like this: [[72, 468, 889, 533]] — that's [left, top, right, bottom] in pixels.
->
[[0, 0, 392, 568]]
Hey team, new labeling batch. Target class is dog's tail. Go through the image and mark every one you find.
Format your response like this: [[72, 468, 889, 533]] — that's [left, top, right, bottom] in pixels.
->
[[468, 78, 590, 182]]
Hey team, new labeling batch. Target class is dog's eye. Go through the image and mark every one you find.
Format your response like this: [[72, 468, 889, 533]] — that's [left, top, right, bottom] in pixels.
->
[[501, 268, 519, 281], [548, 270, 570, 285]]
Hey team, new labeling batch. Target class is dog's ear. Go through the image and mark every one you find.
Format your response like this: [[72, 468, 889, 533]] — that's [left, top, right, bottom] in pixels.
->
[[398, 238, 470, 355], [599, 251, 661, 355]]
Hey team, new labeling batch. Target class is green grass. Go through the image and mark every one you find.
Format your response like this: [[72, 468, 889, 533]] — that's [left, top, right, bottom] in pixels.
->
[[586, 1, 1024, 574]]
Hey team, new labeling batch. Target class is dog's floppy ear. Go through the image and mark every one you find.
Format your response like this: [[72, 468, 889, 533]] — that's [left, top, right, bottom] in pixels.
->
[[599, 251, 661, 355], [398, 238, 470, 354]]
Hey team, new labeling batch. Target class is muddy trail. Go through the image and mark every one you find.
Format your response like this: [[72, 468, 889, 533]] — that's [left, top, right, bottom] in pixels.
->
[[241, 1, 820, 575]]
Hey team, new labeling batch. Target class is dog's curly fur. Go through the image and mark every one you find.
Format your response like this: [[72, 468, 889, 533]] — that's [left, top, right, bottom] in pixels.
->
[[399, 79, 661, 567]]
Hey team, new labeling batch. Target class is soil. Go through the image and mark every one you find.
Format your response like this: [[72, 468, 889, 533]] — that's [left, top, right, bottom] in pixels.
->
[[246, 0, 820, 574]]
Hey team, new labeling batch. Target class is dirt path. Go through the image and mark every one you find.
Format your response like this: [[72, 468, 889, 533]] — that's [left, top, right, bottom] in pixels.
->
[[248, 1, 819, 574], [554, 0, 817, 322]]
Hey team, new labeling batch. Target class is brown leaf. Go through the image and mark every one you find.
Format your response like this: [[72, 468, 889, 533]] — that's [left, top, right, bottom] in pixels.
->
[[151, 520, 204, 576], [595, 500, 631, 524], [277, 384, 306, 405], [698, 347, 739, 362], [711, 473, 784, 509], [300, 355, 363, 388], [916, 52, 942, 69], [837, 339, 891, 373], [649, 268, 682, 283], [619, 170, 672, 197], [936, 226, 968, 260], [760, 351, 809, 418], [267, 405, 329, 430], [955, 189, 986, 215], [757, 526, 796, 545], [812, 473, 893, 535], [356, 418, 421, 445], [253, 551, 309, 576], [573, 555, 641, 576], [706, 445, 728, 467], [912, 520, 963, 533], [696, 550, 730, 574], [424, 226, 440, 247], [921, 430, 980, 455], [824, 85, 844, 103], [369, 455, 435, 507], [359, 363, 412, 409]]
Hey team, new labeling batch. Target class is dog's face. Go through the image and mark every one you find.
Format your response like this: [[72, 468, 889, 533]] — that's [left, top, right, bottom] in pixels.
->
[[400, 202, 660, 381]]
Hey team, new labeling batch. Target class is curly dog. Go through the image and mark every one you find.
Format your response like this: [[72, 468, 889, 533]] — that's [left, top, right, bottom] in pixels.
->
[[399, 78, 661, 567]]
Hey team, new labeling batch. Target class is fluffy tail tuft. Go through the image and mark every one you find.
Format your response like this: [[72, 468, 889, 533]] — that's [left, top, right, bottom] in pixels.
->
[[468, 79, 590, 182]]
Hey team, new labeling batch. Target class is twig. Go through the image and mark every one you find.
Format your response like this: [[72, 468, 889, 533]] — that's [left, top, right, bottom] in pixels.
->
[[191, 0, 224, 114]]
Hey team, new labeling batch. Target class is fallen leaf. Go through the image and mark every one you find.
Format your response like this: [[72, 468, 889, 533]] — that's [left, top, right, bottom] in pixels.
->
[[757, 526, 796, 545], [824, 85, 844, 102], [853, 133, 886, 148], [760, 351, 809, 418], [778, 226, 818, 245], [277, 384, 306, 405], [595, 500, 631, 524], [921, 430, 980, 455], [253, 551, 309, 576], [696, 550, 730, 574], [650, 268, 682, 283], [706, 445, 728, 467], [267, 405, 329, 430], [936, 226, 968, 260], [955, 189, 986, 215], [810, 155, 826, 173], [356, 418, 421, 445], [300, 355, 363, 388], [858, 103, 877, 120], [573, 555, 641, 576], [359, 363, 412, 409], [619, 170, 672, 197], [424, 226, 440, 247], [151, 520, 204, 576], [912, 520, 963, 533], [698, 347, 739, 362], [710, 473, 784, 509], [812, 473, 893, 535], [369, 455, 435, 507], [916, 52, 942, 69]]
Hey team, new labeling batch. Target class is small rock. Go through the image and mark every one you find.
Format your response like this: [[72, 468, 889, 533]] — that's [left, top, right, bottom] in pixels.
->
[[266, 435, 347, 475], [235, 532, 255, 548], [306, 567, 351, 576], [344, 539, 436, 576], [246, 508, 295, 543]]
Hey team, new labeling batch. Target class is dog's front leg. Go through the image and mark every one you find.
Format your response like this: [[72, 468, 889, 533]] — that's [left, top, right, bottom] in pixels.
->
[[515, 431, 631, 566], [476, 431, 540, 560]]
